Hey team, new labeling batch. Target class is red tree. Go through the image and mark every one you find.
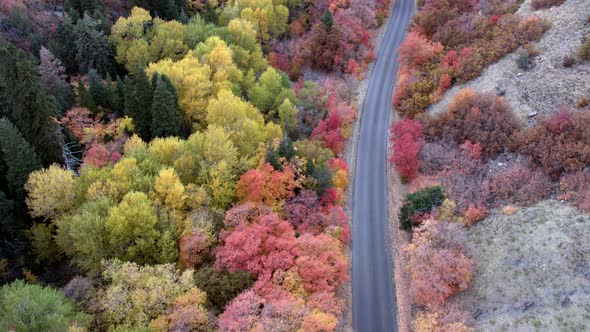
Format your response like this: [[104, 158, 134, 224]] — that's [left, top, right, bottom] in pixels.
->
[[215, 214, 300, 278], [236, 163, 297, 207], [295, 234, 348, 293]]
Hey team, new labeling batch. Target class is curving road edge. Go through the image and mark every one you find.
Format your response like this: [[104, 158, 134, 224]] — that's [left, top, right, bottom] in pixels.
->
[[351, 0, 414, 331]]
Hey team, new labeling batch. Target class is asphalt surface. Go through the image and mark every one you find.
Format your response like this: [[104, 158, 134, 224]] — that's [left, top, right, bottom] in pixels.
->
[[351, 0, 414, 331]]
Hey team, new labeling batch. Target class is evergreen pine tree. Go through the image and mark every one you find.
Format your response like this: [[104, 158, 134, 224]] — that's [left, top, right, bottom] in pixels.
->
[[111, 76, 126, 116], [321, 10, 334, 30], [77, 80, 97, 115], [178, 9, 189, 24], [277, 136, 295, 160], [164, 0, 179, 20], [0, 46, 64, 165], [265, 147, 282, 171], [88, 69, 109, 109], [48, 17, 78, 74], [0, 118, 42, 199], [0, 190, 16, 239], [124, 70, 153, 140], [73, 14, 112, 75], [151, 76, 181, 138]]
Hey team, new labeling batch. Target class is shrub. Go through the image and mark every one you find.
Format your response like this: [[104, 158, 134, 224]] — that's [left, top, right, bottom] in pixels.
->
[[563, 53, 575, 68], [439, 148, 489, 212], [399, 186, 445, 231], [578, 96, 589, 109], [0, 280, 90, 331], [531, 0, 566, 10], [419, 141, 461, 175], [516, 50, 531, 70], [413, 306, 471, 332], [390, 118, 424, 181], [511, 110, 590, 177], [486, 160, 552, 206], [404, 219, 474, 307], [580, 36, 590, 61], [424, 89, 520, 158], [559, 171, 590, 211]]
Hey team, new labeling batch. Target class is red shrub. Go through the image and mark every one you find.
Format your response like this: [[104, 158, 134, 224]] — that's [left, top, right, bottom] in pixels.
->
[[559, 171, 590, 211], [462, 204, 487, 226], [486, 160, 551, 205], [531, 0, 566, 10], [405, 219, 474, 308], [398, 31, 444, 69], [424, 89, 520, 158], [511, 110, 590, 177], [389, 118, 424, 180]]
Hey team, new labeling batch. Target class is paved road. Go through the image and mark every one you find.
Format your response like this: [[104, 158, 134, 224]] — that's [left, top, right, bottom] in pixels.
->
[[351, 0, 414, 331]]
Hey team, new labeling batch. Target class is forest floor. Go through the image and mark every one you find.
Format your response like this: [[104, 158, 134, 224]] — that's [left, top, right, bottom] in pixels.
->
[[451, 200, 590, 331], [429, 0, 590, 125]]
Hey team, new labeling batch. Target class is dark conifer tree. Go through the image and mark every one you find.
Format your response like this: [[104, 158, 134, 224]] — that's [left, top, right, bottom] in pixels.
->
[[124, 69, 153, 140], [151, 76, 181, 138], [0, 118, 42, 200], [0, 46, 64, 165], [78, 81, 97, 115], [88, 69, 109, 109]]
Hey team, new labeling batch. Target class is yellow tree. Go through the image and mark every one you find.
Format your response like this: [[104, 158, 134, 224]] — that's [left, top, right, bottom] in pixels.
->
[[206, 89, 282, 158], [110, 7, 153, 73], [26, 164, 76, 219], [147, 52, 213, 126], [153, 168, 186, 211], [110, 7, 188, 74]]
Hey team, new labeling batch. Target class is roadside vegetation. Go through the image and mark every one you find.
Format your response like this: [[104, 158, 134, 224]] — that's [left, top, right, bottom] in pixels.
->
[[390, 1, 590, 329], [0, 0, 392, 330]]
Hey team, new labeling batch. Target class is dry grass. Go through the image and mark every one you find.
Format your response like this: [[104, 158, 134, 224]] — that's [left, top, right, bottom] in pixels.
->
[[451, 200, 590, 331]]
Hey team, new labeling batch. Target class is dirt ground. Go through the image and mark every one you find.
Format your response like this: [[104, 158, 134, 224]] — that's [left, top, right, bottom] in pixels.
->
[[429, 0, 590, 125], [450, 200, 590, 331]]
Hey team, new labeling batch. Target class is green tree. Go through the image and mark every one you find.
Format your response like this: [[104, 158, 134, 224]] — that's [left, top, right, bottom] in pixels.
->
[[64, 0, 101, 21], [399, 186, 445, 231], [0, 46, 64, 164], [151, 75, 182, 138], [105, 191, 177, 265], [0, 280, 90, 331], [49, 17, 78, 74], [278, 98, 299, 138], [0, 191, 16, 239], [124, 69, 154, 140], [78, 80, 97, 114], [74, 13, 112, 75], [55, 197, 113, 274], [88, 69, 109, 109], [247, 67, 295, 119], [0, 118, 42, 199], [194, 265, 253, 310]]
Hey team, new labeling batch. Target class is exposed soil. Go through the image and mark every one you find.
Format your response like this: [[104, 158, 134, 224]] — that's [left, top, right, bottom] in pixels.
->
[[451, 200, 590, 331], [428, 0, 590, 125]]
